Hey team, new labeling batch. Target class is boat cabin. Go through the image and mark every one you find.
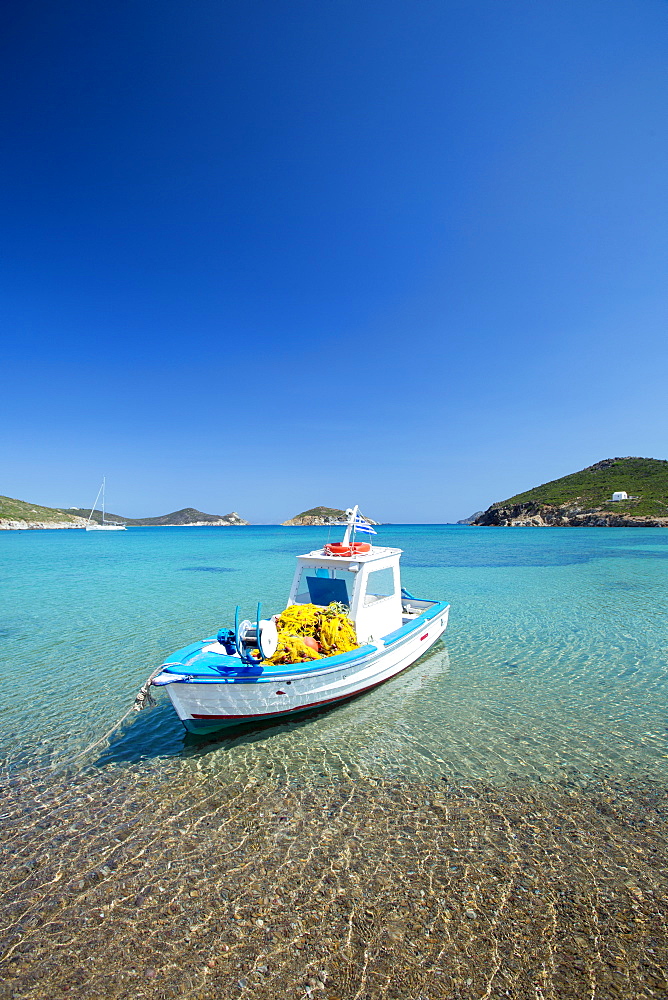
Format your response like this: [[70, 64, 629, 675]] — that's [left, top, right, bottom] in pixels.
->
[[288, 546, 405, 643]]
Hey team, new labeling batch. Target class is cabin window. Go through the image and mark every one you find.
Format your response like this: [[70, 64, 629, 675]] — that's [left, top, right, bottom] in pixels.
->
[[294, 567, 353, 607], [364, 567, 395, 606]]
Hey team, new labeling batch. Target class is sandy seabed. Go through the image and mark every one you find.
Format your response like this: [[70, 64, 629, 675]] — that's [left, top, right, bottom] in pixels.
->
[[1, 761, 667, 1000]]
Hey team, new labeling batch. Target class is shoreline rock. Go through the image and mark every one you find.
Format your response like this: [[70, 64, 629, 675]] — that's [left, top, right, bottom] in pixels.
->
[[282, 515, 347, 526], [457, 511, 484, 525], [473, 501, 668, 528], [0, 517, 88, 530]]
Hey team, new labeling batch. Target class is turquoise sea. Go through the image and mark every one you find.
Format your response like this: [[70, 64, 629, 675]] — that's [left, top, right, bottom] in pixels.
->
[[2, 523, 667, 785], [3, 525, 668, 999]]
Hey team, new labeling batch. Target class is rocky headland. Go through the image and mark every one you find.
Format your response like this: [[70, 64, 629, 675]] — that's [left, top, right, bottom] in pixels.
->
[[472, 457, 668, 527], [0, 496, 89, 530]]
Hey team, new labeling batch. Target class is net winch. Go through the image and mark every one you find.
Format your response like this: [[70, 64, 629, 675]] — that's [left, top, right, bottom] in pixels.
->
[[217, 602, 278, 665]]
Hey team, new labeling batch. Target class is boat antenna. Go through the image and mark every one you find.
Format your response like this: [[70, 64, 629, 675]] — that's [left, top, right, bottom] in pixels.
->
[[342, 505, 358, 547]]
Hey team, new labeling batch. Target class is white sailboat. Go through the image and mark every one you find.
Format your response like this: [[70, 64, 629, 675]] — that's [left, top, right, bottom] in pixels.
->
[[85, 478, 126, 531]]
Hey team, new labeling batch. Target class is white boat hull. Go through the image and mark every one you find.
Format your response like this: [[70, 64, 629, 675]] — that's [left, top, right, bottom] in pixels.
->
[[159, 604, 449, 733]]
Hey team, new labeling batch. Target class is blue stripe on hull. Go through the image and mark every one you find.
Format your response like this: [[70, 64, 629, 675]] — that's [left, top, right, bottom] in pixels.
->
[[161, 602, 449, 682], [171, 599, 450, 735]]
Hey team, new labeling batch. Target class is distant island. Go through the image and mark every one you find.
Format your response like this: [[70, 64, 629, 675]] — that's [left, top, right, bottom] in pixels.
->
[[282, 506, 378, 526], [60, 506, 249, 528], [0, 495, 249, 529], [471, 457, 668, 527]]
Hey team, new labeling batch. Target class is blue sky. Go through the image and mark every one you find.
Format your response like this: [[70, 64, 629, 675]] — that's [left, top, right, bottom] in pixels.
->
[[2, 0, 667, 522]]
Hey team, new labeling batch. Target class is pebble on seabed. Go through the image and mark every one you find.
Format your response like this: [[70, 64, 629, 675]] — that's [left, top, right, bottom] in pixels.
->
[[1, 766, 667, 999]]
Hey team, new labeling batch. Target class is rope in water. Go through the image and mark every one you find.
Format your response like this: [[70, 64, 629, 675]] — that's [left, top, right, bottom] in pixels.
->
[[68, 665, 167, 764], [36, 665, 167, 773]]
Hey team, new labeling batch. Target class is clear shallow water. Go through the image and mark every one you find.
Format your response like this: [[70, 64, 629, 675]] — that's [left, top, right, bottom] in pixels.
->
[[1, 524, 667, 785], [3, 526, 668, 1000]]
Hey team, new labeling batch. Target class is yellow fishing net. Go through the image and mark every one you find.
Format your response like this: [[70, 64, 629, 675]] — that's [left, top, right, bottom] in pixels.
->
[[262, 602, 359, 665]]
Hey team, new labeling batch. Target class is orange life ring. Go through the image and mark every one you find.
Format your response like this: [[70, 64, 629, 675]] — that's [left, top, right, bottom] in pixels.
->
[[324, 542, 371, 557]]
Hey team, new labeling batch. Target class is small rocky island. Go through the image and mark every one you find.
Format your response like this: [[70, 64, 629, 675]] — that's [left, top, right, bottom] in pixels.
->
[[282, 506, 378, 526], [472, 457, 668, 527]]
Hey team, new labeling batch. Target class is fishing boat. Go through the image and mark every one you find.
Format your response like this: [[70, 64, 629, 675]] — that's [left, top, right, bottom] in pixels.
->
[[85, 478, 126, 531], [153, 507, 450, 733]]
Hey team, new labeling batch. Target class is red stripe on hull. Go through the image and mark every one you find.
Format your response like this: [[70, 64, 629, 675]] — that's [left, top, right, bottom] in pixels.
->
[[191, 674, 392, 720]]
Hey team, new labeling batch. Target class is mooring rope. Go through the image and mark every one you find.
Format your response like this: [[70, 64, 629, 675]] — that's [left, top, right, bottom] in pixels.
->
[[46, 665, 167, 771]]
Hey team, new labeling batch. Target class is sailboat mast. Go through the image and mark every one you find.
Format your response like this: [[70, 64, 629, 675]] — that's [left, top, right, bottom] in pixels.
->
[[86, 481, 104, 527], [102, 477, 106, 525]]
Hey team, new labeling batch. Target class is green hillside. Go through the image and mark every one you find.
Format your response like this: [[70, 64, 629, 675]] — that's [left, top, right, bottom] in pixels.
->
[[296, 506, 348, 520], [0, 495, 83, 524], [59, 507, 127, 525], [127, 508, 248, 526], [499, 458, 668, 518], [282, 506, 348, 525]]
